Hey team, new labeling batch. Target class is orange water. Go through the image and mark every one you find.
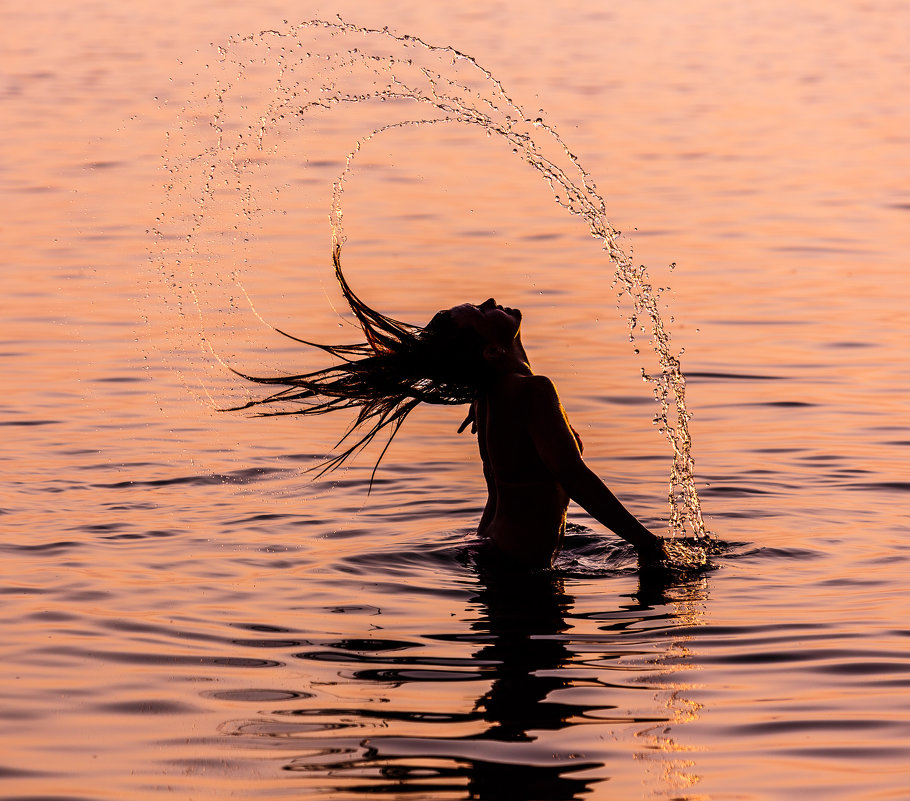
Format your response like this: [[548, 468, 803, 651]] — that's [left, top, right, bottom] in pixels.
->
[[3, 1, 910, 799]]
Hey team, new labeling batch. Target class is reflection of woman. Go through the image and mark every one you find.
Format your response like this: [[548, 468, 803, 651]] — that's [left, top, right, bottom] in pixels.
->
[[471, 567, 576, 739], [466, 568, 600, 799], [233, 248, 666, 569]]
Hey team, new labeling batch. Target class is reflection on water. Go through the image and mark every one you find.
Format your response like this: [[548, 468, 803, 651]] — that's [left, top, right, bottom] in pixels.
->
[[463, 568, 598, 799], [212, 542, 709, 799]]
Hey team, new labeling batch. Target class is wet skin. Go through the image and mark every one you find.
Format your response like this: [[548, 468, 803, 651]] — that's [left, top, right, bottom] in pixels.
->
[[451, 299, 664, 569]]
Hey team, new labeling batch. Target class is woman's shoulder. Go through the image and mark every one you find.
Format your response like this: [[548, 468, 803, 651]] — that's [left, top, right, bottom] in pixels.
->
[[505, 373, 562, 407]]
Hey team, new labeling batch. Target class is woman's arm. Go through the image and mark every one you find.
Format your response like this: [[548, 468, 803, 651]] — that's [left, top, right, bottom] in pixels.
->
[[524, 376, 664, 562]]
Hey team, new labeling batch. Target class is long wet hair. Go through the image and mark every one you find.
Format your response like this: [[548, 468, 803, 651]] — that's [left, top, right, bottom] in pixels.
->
[[228, 245, 490, 481]]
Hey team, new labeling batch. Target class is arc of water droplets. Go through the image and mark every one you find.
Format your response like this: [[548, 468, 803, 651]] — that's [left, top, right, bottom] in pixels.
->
[[211, 18, 709, 539]]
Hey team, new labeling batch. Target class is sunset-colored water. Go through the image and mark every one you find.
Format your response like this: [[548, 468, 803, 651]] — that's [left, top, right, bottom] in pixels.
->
[[3, 1, 909, 799]]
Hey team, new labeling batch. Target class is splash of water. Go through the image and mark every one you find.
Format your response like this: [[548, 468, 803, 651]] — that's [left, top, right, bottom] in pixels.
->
[[155, 18, 710, 540]]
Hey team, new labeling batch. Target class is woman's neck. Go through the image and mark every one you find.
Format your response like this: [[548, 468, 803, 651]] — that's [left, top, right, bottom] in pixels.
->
[[494, 342, 533, 378]]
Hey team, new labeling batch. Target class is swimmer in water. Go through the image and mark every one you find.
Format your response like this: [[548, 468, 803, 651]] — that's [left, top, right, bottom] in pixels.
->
[[231, 247, 667, 570]]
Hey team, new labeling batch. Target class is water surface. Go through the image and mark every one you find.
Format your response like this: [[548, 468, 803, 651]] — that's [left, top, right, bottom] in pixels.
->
[[3, 1, 910, 799]]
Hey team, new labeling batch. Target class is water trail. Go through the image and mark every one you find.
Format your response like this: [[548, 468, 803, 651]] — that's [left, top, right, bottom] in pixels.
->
[[154, 18, 710, 540]]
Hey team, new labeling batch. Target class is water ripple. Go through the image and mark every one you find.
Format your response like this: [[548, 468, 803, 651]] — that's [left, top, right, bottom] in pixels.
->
[[91, 467, 291, 489]]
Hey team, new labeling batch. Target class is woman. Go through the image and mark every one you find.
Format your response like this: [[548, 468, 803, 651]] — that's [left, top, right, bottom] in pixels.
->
[[231, 248, 666, 569]]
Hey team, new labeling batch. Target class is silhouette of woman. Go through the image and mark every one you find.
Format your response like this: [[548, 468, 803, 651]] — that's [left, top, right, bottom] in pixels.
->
[[231, 247, 666, 569]]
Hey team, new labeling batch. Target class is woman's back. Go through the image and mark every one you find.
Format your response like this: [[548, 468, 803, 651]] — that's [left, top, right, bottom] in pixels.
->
[[477, 373, 575, 566]]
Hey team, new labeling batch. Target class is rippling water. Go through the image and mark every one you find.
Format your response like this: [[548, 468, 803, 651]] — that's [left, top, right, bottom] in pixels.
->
[[3, 0, 910, 799]]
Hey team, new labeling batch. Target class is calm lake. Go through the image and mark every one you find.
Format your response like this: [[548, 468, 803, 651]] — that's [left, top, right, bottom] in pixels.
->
[[3, 1, 909, 799]]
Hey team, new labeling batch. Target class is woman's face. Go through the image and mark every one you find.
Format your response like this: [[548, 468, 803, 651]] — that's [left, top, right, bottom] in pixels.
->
[[447, 298, 522, 346]]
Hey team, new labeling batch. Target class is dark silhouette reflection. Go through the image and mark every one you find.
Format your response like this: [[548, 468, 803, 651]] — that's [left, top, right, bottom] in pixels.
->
[[278, 563, 599, 799], [459, 549, 712, 800], [472, 566, 576, 739], [265, 551, 706, 799], [462, 561, 598, 800]]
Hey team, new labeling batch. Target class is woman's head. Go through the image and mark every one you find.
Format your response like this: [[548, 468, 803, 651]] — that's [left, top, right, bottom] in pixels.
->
[[424, 298, 524, 378], [442, 298, 522, 346]]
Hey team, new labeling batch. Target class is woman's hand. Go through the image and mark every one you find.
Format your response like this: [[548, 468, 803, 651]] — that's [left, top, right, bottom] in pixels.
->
[[457, 404, 477, 434], [635, 535, 668, 568]]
